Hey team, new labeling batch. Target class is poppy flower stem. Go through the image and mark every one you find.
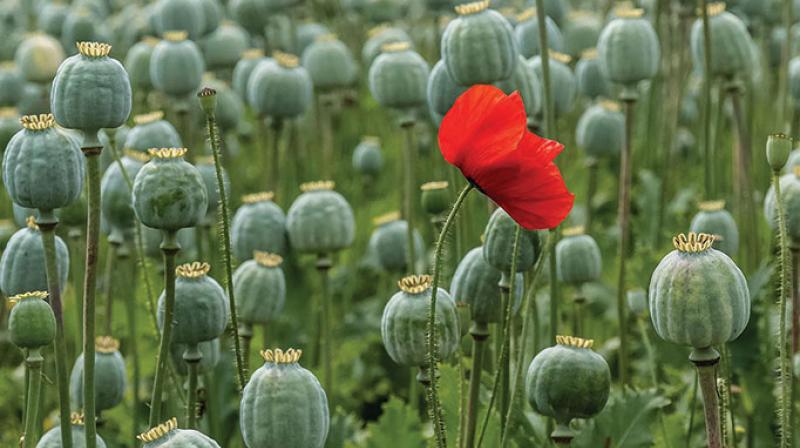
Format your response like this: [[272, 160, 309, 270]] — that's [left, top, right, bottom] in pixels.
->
[[690, 350, 722, 448], [772, 169, 793, 448], [700, 0, 713, 199], [22, 348, 43, 448], [402, 120, 418, 274], [427, 183, 474, 448]]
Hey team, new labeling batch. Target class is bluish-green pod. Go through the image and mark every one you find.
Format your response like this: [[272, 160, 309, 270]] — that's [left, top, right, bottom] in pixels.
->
[[195, 77, 243, 133], [0, 108, 22, 151], [149, 31, 205, 98], [352, 136, 383, 177], [427, 59, 468, 126], [441, 1, 518, 85], [483, 207, 541, 273], [153, 0, 206, 41], [232, 49, 268, 102], [8, 291, 56, 349], [231, 192, 287, 260], [785, 149, 800, 175], [576, 100, 623, 159], [199, 0, 222, 36], [690, 4, 754, 79], [124, 110, 182, 153], [17, 82, 50, 116], [240, 349, 329, 448], [70, 337, 127, 412], [689, 200, 739, 256], [765, 172, 800, 245], [301, 34, 358, 91], [297, 22, 330, 55], [575, 50, 612, 100], [597, 7, 660, 89], [100, 151, 147, 244], [286, 182, 355, 254], [562, 12, 602, 58], [361, 0, 409, 23], [528, 53, 576, 117], [514, 10, 563, 58], [138, 418, 221, 447], [362, 25, 412, 66], [194, 155, 229, 224], [202, 21, 249, 70], [247, 52, 313, 119], [233, 252, 286, 325], [450, 246, 524, 323], [124, 37, 159, 90], [367, 213, 425, 273], [555, 227, 602, 285], [170, 338, 220, 376], [229, 0, 269, 35], [495, 55, 542, 118], [37, 416, 108, 448], [40, 2, 70, 39], [61, 9, 103, 55], [0, 63, 23, 107], [15, 33, 65, 83], [368, 42, 429, 110]]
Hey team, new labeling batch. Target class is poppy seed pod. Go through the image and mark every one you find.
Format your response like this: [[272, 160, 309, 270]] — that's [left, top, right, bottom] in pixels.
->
[[362, 25, 412, 66], [576, 100, 624, 159], [0, 108, 21, 150], [441, 1, 518, 85], [8, 291, 56, 350], [0, 218, 69, 297], [0, 62, 23, 107], [286, 181, 355, 254], [247, 51, 313, 119], [60, 9, 102, 56], [368, 212, 425, 273], [450, 247, 524, 324], [138, 418, 221, 447], [124, 37, 159, 91], [297, 22, 330, 55], [100, 151, 147, 244], [483, 207, 542, 273], [689, 200, 739, 257], [233, 49, 268, 101], [555, 226, 602, 285], [124, 111, 182, 153], [575, 49, 612, 100], [597, 7, 660, 91], [427, 59, 468, 126], [352, 136, 383, 177], [514, 8, 564, 58], [195, 155, 229, 223], [368, 42, 429, 111], [528, 52, 576, 117], [38, 413, 108, 448], [14, 32, 65, 83], [153, 0, 206, 41], [690, 3, 754, 80], [562, 12, 602, 58], [790, 56, 800, 108], [202, 22, 249, 70], [764, 168, 800, 245], [149, 31, 205, 98], [70, 337, 127, 412], [301, 34, 358, 91], [233, 252, 286, 326], [420, 181, 451, 216], [767, 133, 793, 172], [231, 192, 287, 260], [196, 79, 243, 133], [495, 55, 542, 119]]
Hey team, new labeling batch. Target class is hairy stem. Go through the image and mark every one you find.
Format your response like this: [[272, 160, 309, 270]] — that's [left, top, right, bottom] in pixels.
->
[[464, 323, 488, 448], [773, 170, 793, 448], [22, 349, 43, 448], [402, 121, 417, 274], [184, 345, 202, 429]]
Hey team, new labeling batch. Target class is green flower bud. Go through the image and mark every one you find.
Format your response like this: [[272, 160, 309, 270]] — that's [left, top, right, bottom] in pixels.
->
[[767, 133, 793, 172], [420, 181, 450, 216], [197, 86, 217, 117]]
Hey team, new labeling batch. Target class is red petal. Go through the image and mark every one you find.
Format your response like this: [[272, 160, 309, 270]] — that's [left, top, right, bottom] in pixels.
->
[[438, 85, 527, 179], [517, 131, 564, 168]]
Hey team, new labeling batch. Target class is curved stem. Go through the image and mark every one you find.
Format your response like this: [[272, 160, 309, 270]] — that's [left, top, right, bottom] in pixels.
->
[[37, 217, 73, 448], [498, 276, 511, 432], [691, 352, 722, 448], [402, 121, 417, 274], [773, 171, 793, 448], [317, 257, 333, 395], [204, 109, 247, 389], [464, 323, 487, 448], [23, 349, 43, 448], [427, 184, 474, 448]]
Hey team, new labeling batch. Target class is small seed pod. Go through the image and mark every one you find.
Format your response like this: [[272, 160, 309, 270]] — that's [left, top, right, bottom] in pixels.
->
[[450, 247, 524, 324], [482, 207, 542, 273], [649, 233, 750, 360], [50, 42, 132, 144], [360, 0, 408, 23], [420, 181, 450, 216], [301, 34, 358, 91], [233, 252, 286, 326], [381, 275, 461, 375], [124, 37, 158, 90], [426, 59, 469, 126], [132, 148, 208, 231], [514, 8, 564, 58], [528, 52, 576, 117], [14, 33, 65, 83], [555, 226, 602, 285], [286, 181, 355, 255], [689, 200, 739, 256], [367, 212, 425, 273], [626, 289, 648, 318], [576, 100, 624, 159], [60, 10, 103, 57], [157, 262, 229, 345], [8, 291, 55, 349], [297, 22, 330, 55], [230, 0, 269, 35], [70, 336, 127, 412], [17, 82, 49, 116], [232, 49, 268, 101], [0, 218, 69, 297], [240, 349, 329, 448], [597, 7, 660, 90], [562, 12, 602, 58], [202, 22, 249, 71], [767, 133, 793, 172], [247, 51, 313, 119], [362, 25, 412, 66], [575, 49, 612, 100], [150, 31, 205, 98], [39, 2, 70, 40], [37, 412, 108, 448], [368, 42, 429, 111], [231, 192, 287, 260], [441, 1, 518, 85], [138, 417, 221, 447], [194, 156, 229, 225], [0, 63, 23, 107], [540, 0, 567, 26], [0, 108, 21, 150], [195, 77, 243, 133], [764, 169, 800, 245], [3, 114, 85, 212], [495, 55, 542, 119], [101, 151, 147, 244], [170, 338, 221, 376], [352, 136, 383, 177], [123, 111, 183, 153], [153, 0, 206, 41], [525, 336, 611, 441], [690, 3, 754, 79]]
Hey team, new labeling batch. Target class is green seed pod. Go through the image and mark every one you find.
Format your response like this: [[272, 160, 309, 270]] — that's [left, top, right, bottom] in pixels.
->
[[37, 413, 108, 448], [233, 252, 286, 325], [297, 22, 330, 55], [0, 62, 23, 107], [427, 59, 468, 126], [199, 0, 222, 36], [70, 336, 127, 412], [555, 226, 601, 285], [0, 108, 22, 150], [137, 418, 221, 447], [124, 37, 159, 91], [198, 78, 243, 133], [40, 2, 70, 39], [8, 291, 56, 349], [597, 7, 660, 90], [286, 181, 355, 254], [575, 49, 612, 100], [150, 31, 205, 98], [420, 181, 450, 216], [194, 156, 229, 224], [525, 335, 610, 440], [495, 54, 542, 119], [231, 191, 287, 260], [362, 25, 412, 66], [50, 42, 132, 140], [361, 0, 409, 23], [232, 49, 268, 101], [132, 148, 208, 231], [690, 3, 754, 79], [124, 111, 182, 153], [247, 51, 313, 119], [202, 21, 249, 71], [15, 32, 65, 83], [153, 0, 206, 41], [514, 8, 564, 58], [689, 200, 739, 257], [483, 207, 542, 273], [301, 34, 358, 91], [17, 82, 50, 116], [528, 52, 576, 117], [240, 349, 329, 448], [381, 275, 461, 368], [367, 212, 425, 273], [157, 262, 229, 345], [764, 170, 800, 244], [142, 226, 197, 262], [0, 218, 69, 297], [785, 149, 800, 175], [352, 136, 383, 177], [229, 0, 269, 35], [626, 289, 648, 318], [767, 133, 793, 172], [170, 338, 220, 376], [368, 42, 429, 110], [450, 247, 524, 324], [541, 0, 568, 26], [576, 100, 623, 159], [562, 12, 602, 58], [3, 114, 84, 211], [442, 1, 518, 85], [100, 150, 147, 244], [61, 10, 102, 55], [649, 233, 750, 357]]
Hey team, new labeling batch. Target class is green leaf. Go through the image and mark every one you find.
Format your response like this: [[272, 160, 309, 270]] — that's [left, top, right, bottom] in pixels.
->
[[361, 396, 426, 448]]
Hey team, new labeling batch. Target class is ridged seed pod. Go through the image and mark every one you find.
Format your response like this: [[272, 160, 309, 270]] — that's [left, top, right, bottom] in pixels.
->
[[194, 156, 229, 224], [367, 212, 425, 273], [575, 49, 612, 100], [514, 8, 564, 58], [100, 151, 147, 244], [362, 25, 412, 66], [352, 136, 383, 177], [427, 59, 468, 126], [124, 37, 159, 91], [233, 252, 286, 326], [301, 34, 358, 91], [690, 3, 754, 79], [0, 62, 23, 107], [137, 418, 221, 447], [576, 100, 624, 159], [368, 42, 429, 111], [229, 0, 269, 36], [14, 33, 65, 83], [153, 0, 206, 41], [286, 181, 355, 255], [231, 191, 287, 260], [247, 51, 313, 119], [555, 226, 602, 285], [450, 247, 524, 324], [123, 111, 182, 153], [420, 181, 450, 216], [202, 22, 249, 71], [483, 207, 542, 273], [8, 291, 56, 349], [70, 337, 127, 412], [232, 49, 268, 102], [689, 200, 739, 256], [297, 23, 330, 56], [562, 12, 602, 58], [597, 7, 660, 90], [0, 218, 69, 297], [528, 52, 576, 117], [149, 31, 205, 98], [37, 413, 108, 448]]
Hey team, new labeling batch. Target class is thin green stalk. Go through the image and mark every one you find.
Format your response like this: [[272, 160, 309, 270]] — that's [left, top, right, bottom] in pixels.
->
[[701, 0, 713, 198], [779, 0, 794, 128], [585, 158, 597, 233], [793, 247, 800, 353], [22, 348, 43, 448], [184, 345, 202, 428], [269, 119, 283, 193], [637, 318, 658, 387], [148, 230, 179, 428], [240, 324, 253, 372], [123, 249, 141, 440], [317, 257, 333, 395], [534, 0, 554, 137], [201, 91, 247, 389], [549, 228, 559, 345], [37, 216, 73, 448], [102, 243, 117, 336], [498, 276, 511, 432], [720, 345, 737, 448], [68, 231, 83, 356], [320, 97, 334, 179], [427, 184, 475, 448], [464, 323, 488, 448], [691, 349, 722, 448], [402, 121, 417, 274], [729, 84, 759, 271], [686, 373, 699, 446], [773, 170, 793, 448]]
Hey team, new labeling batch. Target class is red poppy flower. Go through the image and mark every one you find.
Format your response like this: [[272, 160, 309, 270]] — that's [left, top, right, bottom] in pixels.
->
[[438, 84, 574, 230]]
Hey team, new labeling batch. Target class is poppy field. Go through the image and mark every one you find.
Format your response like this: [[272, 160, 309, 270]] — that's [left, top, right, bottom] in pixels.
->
[[0, 0, 797, 446]]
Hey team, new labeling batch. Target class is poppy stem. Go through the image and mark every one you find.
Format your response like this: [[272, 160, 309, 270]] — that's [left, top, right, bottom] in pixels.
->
[[22, 348, 43, 448], [402, 120, 418, 274], [772, 169, 793, 448], [123, 248, 141, 440], [534, 0, 554, 138], [426, 183, 474, 448], [691, 349, 722, 448], [464, 322, 488, 448], [700, 0, 713, 199]]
